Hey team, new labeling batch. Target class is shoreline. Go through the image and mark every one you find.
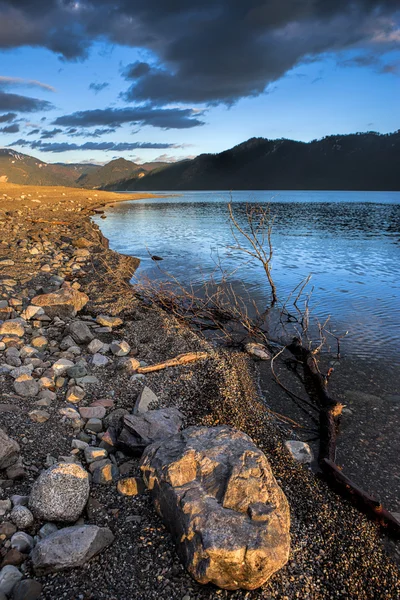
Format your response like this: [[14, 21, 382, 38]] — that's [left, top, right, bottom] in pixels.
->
[[0, 183, 399, 598]]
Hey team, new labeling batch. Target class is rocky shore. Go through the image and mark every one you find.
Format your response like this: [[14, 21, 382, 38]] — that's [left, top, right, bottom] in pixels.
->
[[0, 183, 399, 599]]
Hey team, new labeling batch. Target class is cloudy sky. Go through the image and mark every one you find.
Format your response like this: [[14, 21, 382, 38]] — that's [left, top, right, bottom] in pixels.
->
[[0, 0, 399, 164]]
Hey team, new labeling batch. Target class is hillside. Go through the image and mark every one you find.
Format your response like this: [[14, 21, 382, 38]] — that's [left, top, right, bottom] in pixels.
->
[[0, 149, 98, 187], [119, 131, 400, 191], [76, 157, 146, 189]]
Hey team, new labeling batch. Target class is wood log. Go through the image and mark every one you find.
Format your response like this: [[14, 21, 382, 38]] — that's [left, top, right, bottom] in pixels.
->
[[322, 459, 400, 536], [137, 352, 209, 374]]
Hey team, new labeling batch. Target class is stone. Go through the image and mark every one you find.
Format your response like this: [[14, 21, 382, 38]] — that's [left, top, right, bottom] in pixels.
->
[[79, 406, 106, 420], [52, 359, 74, 376], [6, 462, 25, 481], [91, 353, 109, 367], [0, 429, 20, 470], [20, 306, 45, 321], [71, 439, 88, 451], [10, 532, 34, 553], [31, 525, 114, 573], [38, 523, 58, 539], [0, 499, 11, 518], [10, 365, 33, 379], [10, 506, 34, 529], [0, 549, 26, 568], [11, 579, 43, 600], [66, 363, 87, 379], [244, 343, 271, 361], [110, 340, 130, 357], [96, 315, 123, 328], [0, 321, 24, 338], [31, 336, 48, 350], [29, 409, 51, 423], [66, 385, 85, 403], [0, 522, 16, 539], [84, 447, 108, 464], [68, 321, 93, 344], [0, 565, 23, 596], [140, 426, 290, 590], [122, 357, 141, 374], [31, 287, 89, 319], [284, 441, 314, 465], [85, 418, 103, 433], [117, 477, 146, 496], [13, 375, 39, 398], [87, 339, 104, 354], [118, 408, 184, 453], [134, 386, 158, 414], [92, 463, 119, 485], [103, 408, 129, 430], [29, 463, 90, 523]]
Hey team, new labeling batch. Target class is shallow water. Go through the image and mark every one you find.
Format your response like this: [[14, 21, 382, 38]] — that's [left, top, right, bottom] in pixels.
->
[[93, 190, 400, 365]]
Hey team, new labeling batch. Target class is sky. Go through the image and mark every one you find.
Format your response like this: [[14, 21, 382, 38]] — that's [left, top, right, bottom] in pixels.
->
[[0, 1, 399, 165]]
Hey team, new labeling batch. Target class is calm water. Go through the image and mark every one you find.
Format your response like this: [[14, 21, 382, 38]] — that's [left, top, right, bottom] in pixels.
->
[[93, 190, 400, 365]]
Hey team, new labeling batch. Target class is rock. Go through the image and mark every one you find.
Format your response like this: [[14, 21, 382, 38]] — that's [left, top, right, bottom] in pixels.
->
[[110, 340, 130, 357], [91, 353, 109, 367], [29, 463, 90, 523], [92, 463, 119, 485], [0, 321, 24, 338], [73, 237, 93, 249], [10, 496, 28, 507], [10, 532, 34, 553], [20, 306, 44, 321], [31, 336, 48, 350], [13, 375, 39, 398], [284, 441, 314, 465], [84, 447, 108, 464], [0, 429, 20, 470], [117, 477, 146, 496], [85, 418, 103, 433], [6, 462, 25, 481], [0, 499, 11, 518], [31, 525, 114, 573], [133, 386, 158, 414], [140, 426, 290, 590], [11, 579, 42, 600], [66, 363, 87, 379], [10, 365, 33, 380], [0, 522, 16, 539], [244, 343, 271, 361], [103, 408, 129, 430], [0, 549, 26, 568], [0, 565, 23, 596], [10, 506, 34, 529], [38, 523, 58, 539], [52, 359, 74, 376], [66, 385, 85, 403], [96, 315, 123, 328], [68, 322, 93, 344], [87, 339, 104, 354], [31, 288, 89, 319], [118, 408, 184, 453], [122, 357, 141, 374], [29, 410, 50, 423], [79, 406, 106, 420]]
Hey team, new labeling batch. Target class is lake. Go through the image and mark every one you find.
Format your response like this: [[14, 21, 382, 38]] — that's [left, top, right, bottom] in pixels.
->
[[93, 190, 400, 511]]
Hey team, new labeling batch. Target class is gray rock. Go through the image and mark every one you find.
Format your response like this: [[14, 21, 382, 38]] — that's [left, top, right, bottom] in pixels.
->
[[11, 579, 42, 600], [87, 339, 104, 354], [91, 462, 119, 485], [38, 523, 58, 539], [84, 447, 108, 464], [68, 322, 93, 345], [0, 565, 23, 596], [91, 353, 109, 367], [31, 525, 114, 573], [133, 386, 158, 415], [10, 532, 34, 553], [51, 359, 74, 376], [10, 496, 28, 507], [110, 340, 130, 357], [0, 429, 20, 470], [245, 342, 271, 360], [118, 408, 184, 453], [0, 499, 11, 517], [66, 363, 88, 379], [29, 463, 90, 523], [85, 418, 103, 433], [10, 506, 34, 529], [59, 335, 76, 351], [13, 375, 39, 398], [79, 406, 106, 420], [140, 426, 290, 590], [284, 440, 314, 465], [9, 365, 33, 379]]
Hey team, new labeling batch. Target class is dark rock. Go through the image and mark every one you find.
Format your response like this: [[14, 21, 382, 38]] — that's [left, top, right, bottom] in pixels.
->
[[118, 408, 184, 454], [11, 579, 42, 600]]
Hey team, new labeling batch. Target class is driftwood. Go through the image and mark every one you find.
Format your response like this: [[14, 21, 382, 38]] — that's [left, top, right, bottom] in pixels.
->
[[137, 352, 209, 374], [29, 218, 70, 225], [322, 459, 400, 536], [287, 337, 343, 464]]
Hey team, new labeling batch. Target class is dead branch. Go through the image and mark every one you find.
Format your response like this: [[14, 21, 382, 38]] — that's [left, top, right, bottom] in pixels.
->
[[137, 352, 209, 373]]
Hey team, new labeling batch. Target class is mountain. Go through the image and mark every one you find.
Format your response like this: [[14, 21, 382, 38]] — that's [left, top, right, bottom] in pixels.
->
[[76, 157, 146, 189], [0, 149, 97, 187], [118, 131, 400, 191]]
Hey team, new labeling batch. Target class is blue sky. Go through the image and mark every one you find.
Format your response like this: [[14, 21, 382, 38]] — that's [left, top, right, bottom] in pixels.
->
[[0, 1, 399, 164]]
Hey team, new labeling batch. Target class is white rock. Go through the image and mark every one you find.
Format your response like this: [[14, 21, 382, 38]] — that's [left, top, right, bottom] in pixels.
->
[[284, 440, 314, 465]]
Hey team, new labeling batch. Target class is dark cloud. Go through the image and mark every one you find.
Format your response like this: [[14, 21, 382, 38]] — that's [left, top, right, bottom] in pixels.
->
[[69, 127, 118, 137], [0, 1, 398, 106], [0, 90, 53, 113], [89, 82, 110, 94], [40, 127, 63, 139], [9, 139, 180, 153], [338, 53, 400, 74], [54, 105, 205, 129], [0, 123, 19, 134], [0, 112, 16, 123], [27, 128, 41, 135]]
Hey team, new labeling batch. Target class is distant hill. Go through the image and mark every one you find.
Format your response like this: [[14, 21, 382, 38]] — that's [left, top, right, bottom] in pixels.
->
[[118, 131, 400, 191], [76, 157, 146, 189]]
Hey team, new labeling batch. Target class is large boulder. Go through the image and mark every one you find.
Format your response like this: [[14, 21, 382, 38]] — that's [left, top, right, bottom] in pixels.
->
[[31, 288, 89, 319], [118, 408, 183, 453], [31, 525, 114, 573], [140, 426, 290, 590], [29, 463, 90, 522], [0, 429, 20, 470]]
